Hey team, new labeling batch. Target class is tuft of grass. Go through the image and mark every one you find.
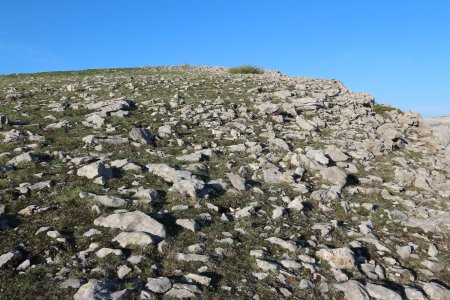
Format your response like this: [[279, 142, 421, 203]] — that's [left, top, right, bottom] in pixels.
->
[[373, 104, 401, 114], [228, 65, 264, 75]]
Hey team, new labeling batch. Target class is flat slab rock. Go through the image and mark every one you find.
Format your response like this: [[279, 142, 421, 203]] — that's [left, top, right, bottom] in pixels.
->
[[316, 247, 355, 269], [147, 163, 205, 198], [146, 277, 172, 293], [94, 211, 166, 240], [112, 231, 157, 247], [73, 280, 112, 300]]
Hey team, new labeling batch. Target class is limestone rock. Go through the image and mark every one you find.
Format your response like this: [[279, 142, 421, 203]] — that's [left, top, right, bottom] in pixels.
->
[[147, 163, 205, 198], [317, 247, 355, 269], [0, 251, 22, 268], [334, 280, 369, 300], [7, 152, 43, 165], [423, 282, 450, 300], [73, 279, 112, 300], [112, 231, 156, 247], [365, 283, 402, 300], [146, 277, 171, 293], [176, 219, 200, 232], [129, 128, 155, 145], [320, 166, 347, 186], [226, 173, 247, 191], [94, 211, 166, 240], [77, 161, 112, 180]]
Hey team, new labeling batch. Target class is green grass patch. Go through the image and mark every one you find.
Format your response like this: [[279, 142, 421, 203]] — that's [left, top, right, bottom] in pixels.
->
[[228, 65, 264, 75], [373, 104, 402, 114]]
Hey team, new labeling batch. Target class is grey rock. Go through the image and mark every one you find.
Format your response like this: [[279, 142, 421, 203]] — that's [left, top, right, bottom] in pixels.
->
[[317, 247, 355, 269], [256, 102, 279, 115], [112, 231, 156, 247], [421, 260, 445, 272], [320, 166, 347, 186], [428, 244, 439, 257], [117, 265, 132, 279], [83, 114, 105, 129], [234, 202, 258, 219], [84, 98, 133, 116], [365, 283, 402, 300], [80, 192, 130, 208], [158, 125, 175, 137], [96, 248, 123, 258], [280, 259, 302, 269], [404, 286, 427, 300], [226, 173, 247, 191], [176, 253, 210, 262], [177, 152, 204, 162], [94, 211, 166, 240], [73, 279, 112, 300], [164, 287, 196, 298], [129, 128, 155, 145], [7, 152, 43, 165], [423, 281, 450, 300], [82, 135, 128, 145], [147, 163, 205, 198], [396, 245, 412, 260], [134, 187, 159, 203], [176, 219, 200, 232], [255, 258, 281, 271], [60, 278, 83, 289], [296, 116, 317, 131], [265, 237, 298, 252], [0, 251, 22, 268], [3, 129, 22, 143], [182, 273, 211, 286], [287, 197, 304, 211], [145, 277, 172, 293], [334, 280, 369, 300], [77, 161, 112, 180]]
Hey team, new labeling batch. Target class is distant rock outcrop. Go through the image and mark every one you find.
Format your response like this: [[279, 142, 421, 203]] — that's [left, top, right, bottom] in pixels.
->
[[424, 116, 450, 162]]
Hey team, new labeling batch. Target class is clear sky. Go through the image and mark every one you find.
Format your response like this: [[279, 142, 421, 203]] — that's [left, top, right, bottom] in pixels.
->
[[1, 1, 449, 116]]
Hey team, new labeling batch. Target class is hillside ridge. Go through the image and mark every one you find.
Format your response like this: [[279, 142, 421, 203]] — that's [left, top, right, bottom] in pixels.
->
[[0, 65, 449, 299]]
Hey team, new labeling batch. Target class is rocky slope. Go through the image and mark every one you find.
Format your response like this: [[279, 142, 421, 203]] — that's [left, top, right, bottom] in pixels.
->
[[0, 66, 449, 299], [424, 117, 450, 164]]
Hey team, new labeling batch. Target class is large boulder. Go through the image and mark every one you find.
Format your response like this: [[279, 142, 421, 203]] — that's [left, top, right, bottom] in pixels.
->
[[320, 166, 347, 187]]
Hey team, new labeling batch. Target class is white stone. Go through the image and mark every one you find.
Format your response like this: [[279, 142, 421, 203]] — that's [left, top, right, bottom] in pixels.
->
[[94, 211, 166, 240], [176, 219, 200, 232], [334, 280, 369, 300], [146, 277, 172, 293], [117, 265, 132, 279], [365, 283, 402, 300], [226, 173, 247, 191], [320, 166, 347, 186], [112, 231, 156, 247], [317, 247, 355, 269], [73, 280, 112, 300]]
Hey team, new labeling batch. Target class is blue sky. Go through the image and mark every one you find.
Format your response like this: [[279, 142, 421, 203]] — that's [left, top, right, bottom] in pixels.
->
[[1, 1, 449, 116]]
